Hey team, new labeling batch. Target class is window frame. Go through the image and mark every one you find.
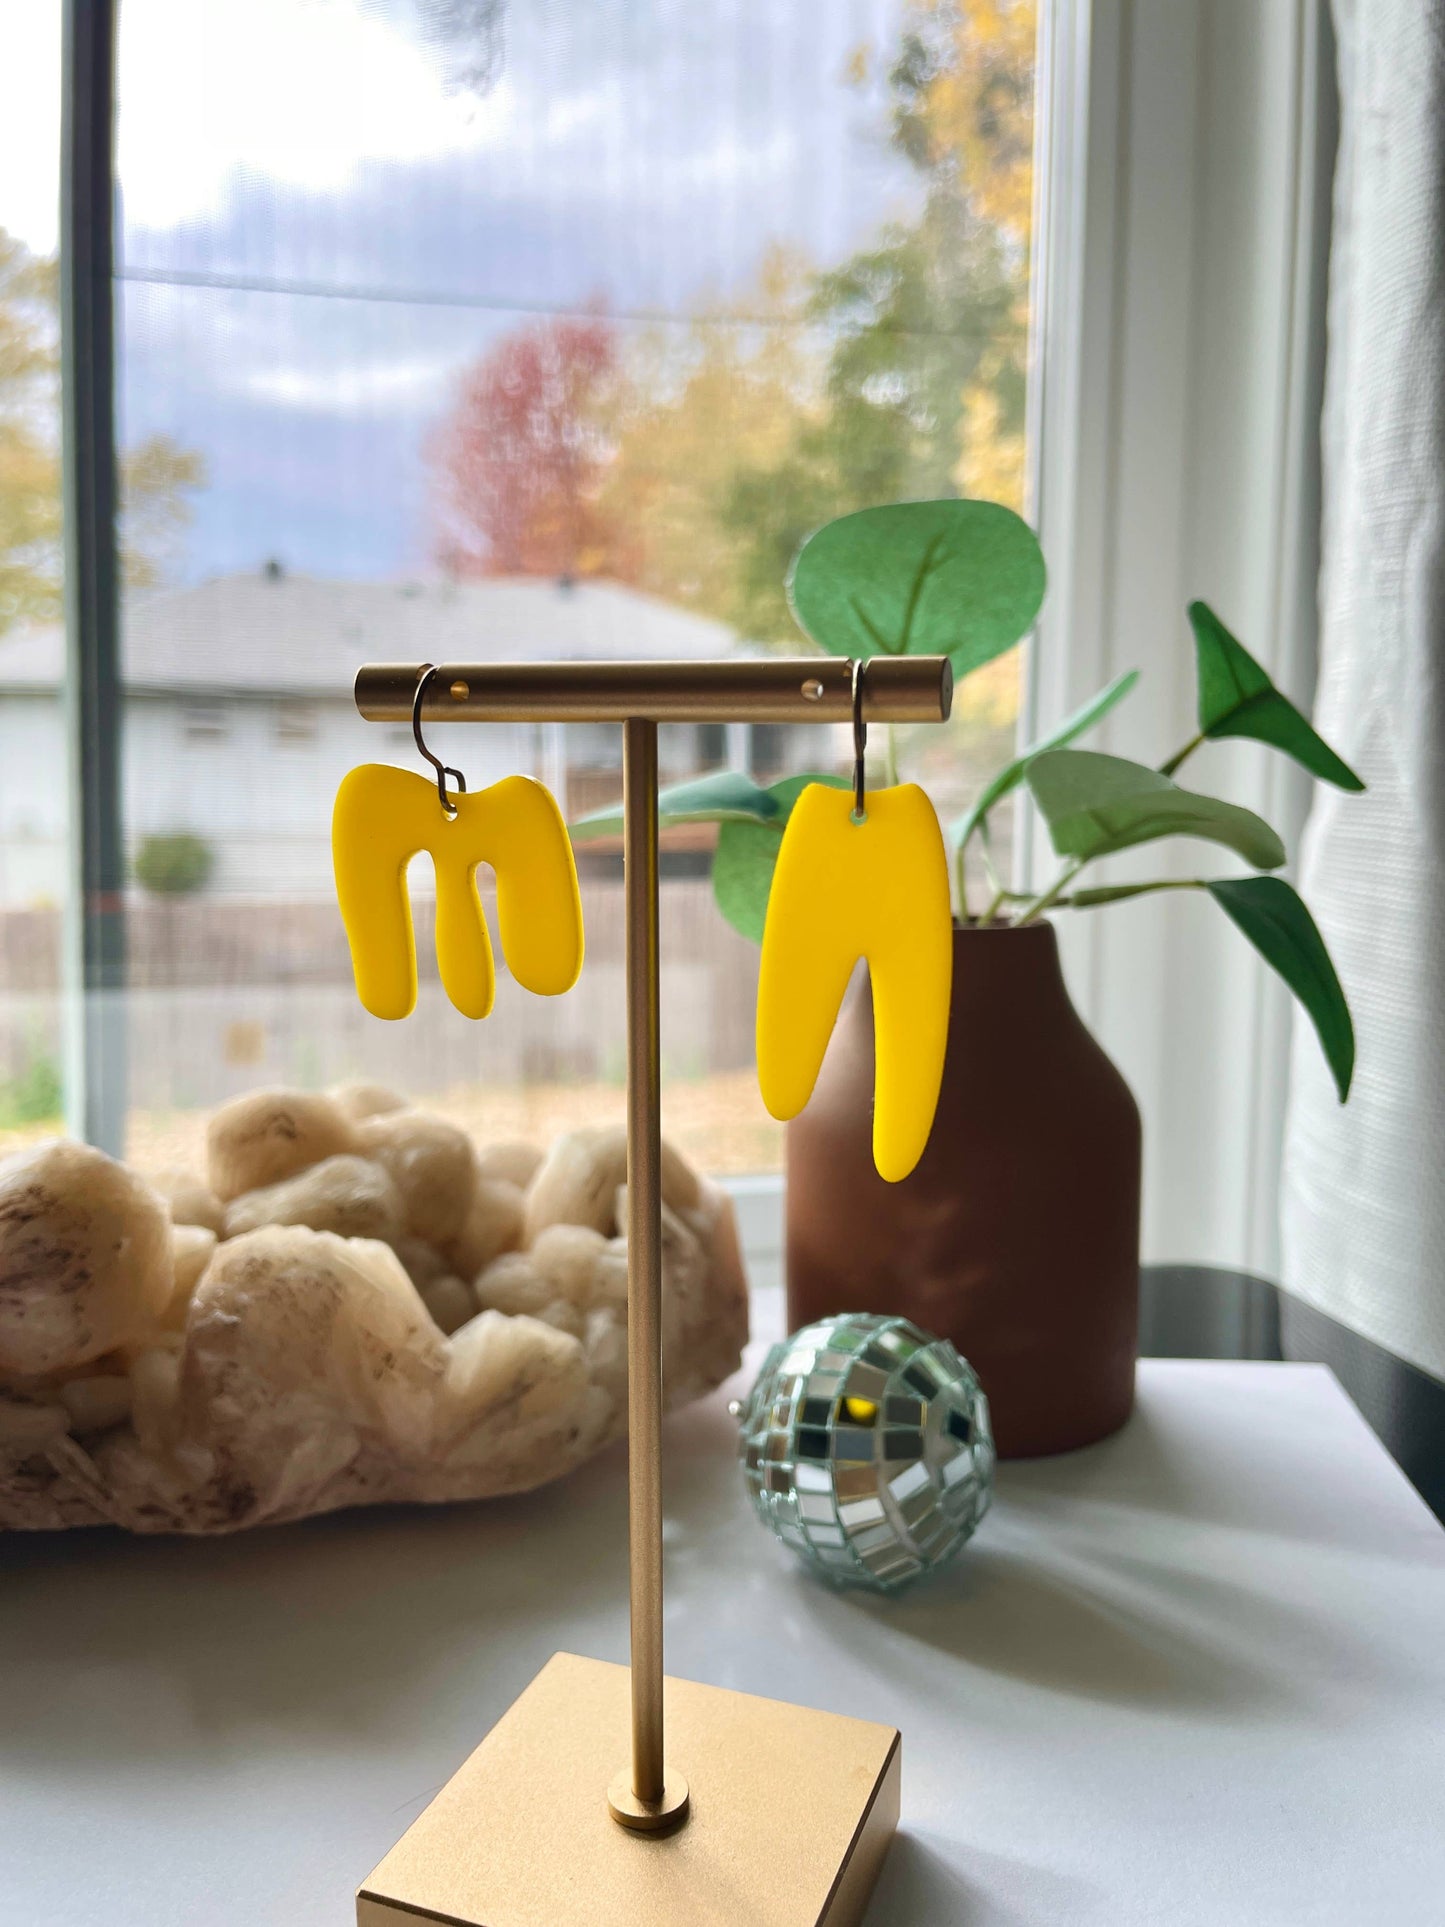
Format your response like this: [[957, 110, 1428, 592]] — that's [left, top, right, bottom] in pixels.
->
[[60, 0, 126, 1153], [1025, 0, 1336, 1282]]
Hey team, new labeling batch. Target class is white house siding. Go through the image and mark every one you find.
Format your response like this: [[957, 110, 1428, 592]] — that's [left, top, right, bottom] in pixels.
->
[[0, 690, 759, 906], [0, 692, 542, 904], [0, 572, 829, 909], [0, 575, 800, 1131], [0, 695, 66, 906], [0, 882, 763, 1108], [119, 695, 545, 899]]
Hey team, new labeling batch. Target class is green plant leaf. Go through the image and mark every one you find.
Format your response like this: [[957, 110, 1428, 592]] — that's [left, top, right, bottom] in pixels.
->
[[1025, 749, 1287, 869], [787, 499, 1046, 676], [1188, 601, 1364, 790], [951, 669, 1139, 850], [712, 772, 849, 943], [1205, 876, 1355, 1100], [569, 769, 784, 842]]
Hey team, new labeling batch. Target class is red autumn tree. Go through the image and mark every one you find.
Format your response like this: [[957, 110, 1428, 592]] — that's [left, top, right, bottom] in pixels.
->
[[428, 314, 629, 580]]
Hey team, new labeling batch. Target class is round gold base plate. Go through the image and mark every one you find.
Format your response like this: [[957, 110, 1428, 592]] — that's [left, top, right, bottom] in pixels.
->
[[607, 1767, 691, 1833]]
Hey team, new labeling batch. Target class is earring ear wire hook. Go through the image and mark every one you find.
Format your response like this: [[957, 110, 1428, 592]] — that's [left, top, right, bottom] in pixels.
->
[[412, 663, 467, 818], [851, 656, 868, 823]]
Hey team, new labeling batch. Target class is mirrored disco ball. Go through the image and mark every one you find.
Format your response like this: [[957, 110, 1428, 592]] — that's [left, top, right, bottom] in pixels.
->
[[737, 1313, 994, 1592]]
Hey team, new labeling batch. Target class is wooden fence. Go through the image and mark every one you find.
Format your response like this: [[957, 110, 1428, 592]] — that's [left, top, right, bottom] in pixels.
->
[[0, 880, 762, 1106]]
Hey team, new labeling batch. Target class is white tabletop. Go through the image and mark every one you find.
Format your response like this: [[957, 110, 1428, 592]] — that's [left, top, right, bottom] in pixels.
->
[[4, 1334, 1444, 1926]]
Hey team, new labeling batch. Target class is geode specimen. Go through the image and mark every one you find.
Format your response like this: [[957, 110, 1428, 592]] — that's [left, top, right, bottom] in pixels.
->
[[0, 1088, 749, 1533]]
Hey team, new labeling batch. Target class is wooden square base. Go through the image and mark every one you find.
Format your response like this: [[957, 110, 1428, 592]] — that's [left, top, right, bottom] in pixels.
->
[[357, 1653, 900, 1927]]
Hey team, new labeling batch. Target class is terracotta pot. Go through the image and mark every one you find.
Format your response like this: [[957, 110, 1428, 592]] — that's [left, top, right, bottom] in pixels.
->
[[786, 921, 1141, 1457]]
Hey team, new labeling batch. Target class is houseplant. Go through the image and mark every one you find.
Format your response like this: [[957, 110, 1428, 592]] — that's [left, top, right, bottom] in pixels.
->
[[572, 500, 1362, 1454]]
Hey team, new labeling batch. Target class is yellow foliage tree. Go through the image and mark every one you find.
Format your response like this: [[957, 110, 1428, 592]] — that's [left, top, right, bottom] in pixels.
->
[[0, 227, 204, 637], [892, 0, 1035, 511], [712, 0, 1038, 643], [598, 248, 821, 625], [901, 0, 1036, 250], [0, 233, 62, 631], [472, 4, 1037, 649]]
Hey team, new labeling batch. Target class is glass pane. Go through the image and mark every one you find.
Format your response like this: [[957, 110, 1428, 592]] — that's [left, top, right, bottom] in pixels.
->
[[0, 1, 66, 1156], [112, 0, 1036, 1178]]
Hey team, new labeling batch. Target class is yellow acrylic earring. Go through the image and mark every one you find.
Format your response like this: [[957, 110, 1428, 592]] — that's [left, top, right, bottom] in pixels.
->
[[755, 659, 952, 1182], [332, 665, 584, 1021]]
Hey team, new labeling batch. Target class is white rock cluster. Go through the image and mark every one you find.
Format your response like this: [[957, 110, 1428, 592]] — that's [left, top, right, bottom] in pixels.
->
[[0, 1085, 748, 1533]]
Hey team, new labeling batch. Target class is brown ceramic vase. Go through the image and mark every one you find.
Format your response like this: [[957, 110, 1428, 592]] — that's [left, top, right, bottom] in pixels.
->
[[786, 921, 1141, 1457]]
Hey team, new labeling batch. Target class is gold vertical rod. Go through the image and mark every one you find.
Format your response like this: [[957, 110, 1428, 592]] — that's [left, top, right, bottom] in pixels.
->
[[623, 716, 665, 1806], [607, 721, 689, 1834]]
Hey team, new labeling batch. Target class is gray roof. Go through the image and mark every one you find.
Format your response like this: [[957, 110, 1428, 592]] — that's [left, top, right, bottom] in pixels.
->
[[0, 570, 744, 696]]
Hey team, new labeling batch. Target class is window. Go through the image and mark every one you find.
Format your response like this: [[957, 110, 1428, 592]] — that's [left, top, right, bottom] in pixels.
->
[[2, 1, 1038, 1182], [182, 705, 229, 744], [275, 704, 319, 747], [0, 1, 1348, 1288]]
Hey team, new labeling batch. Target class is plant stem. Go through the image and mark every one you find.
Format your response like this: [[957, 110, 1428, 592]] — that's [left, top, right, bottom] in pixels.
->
[[977, 823, 1003, 896], [955, 814, 1007, 924], [1159, 730, 1205, 777], [1012, 857, 1084, 925], [1066, 878, 1206, 908], [980, 884, 1010, 924], [883, 722, 899, 787], [975, 828, 1007, 924], [953, 835, 972, 924], [991, 877, 1207, 912]]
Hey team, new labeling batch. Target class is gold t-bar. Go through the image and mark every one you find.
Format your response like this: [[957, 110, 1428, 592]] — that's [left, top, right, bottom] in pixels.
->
[[353, 654, 952, 726], [351, 656, 953, 1836]]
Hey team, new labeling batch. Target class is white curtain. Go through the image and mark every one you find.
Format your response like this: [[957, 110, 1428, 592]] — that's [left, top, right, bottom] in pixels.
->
[[1282, 0, 1445, 1384]]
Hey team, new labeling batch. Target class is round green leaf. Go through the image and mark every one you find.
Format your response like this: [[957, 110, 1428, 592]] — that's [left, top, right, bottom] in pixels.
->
[[1026, 749, 1287, 870], [570, 768, 782, 842], [952, 670, 1139, 850], [712, 818, 782, 943], [787, 499, 1046, 676], [710, 772, 849, 942]]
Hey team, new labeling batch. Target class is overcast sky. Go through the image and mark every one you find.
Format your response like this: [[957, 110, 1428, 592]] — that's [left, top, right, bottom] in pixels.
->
[[2, 0, 922, 585]]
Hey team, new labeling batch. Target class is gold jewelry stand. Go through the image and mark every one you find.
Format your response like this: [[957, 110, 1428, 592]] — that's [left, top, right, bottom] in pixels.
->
[[352, 655, 952, 1927]]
